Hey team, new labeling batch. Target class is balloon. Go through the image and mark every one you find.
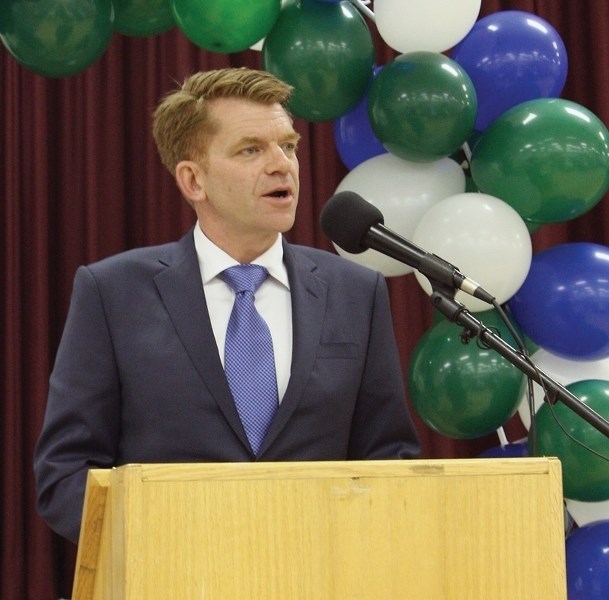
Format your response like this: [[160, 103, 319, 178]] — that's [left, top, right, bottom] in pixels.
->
[[566, 520, 609, 599], [374, 0, 481, 54], [368, 52, 477, 162], [478, 442, 528, 458], [330, 154, 465, 276], [250, 0, 290, 50], [263, 0, 374, 121], [173, 0, 281, 54], [533, 379, 609, 501], [450, 132, 482, 193], [508, 243, 609, 360], [113, 0, 174, 36], [333, 67, 387, 170], [114, 0, 173, 36], [517, 349, 609, 430], [412, 193, 532, 312], [525, 221, 543, 234], [0, 0, 113, 78], [408, 310, 526, 439], [566, 498, 609, 527], [565, 508, 577, 537], [470, 98, 609, 223], [451, 10, 568, 131]]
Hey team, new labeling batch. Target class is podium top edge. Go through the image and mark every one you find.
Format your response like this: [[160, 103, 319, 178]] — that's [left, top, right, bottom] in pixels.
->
[[89, 457, 560, 483]]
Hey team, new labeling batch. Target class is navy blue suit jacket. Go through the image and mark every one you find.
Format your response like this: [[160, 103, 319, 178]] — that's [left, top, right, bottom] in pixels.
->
[[34, 229, 419, 543]]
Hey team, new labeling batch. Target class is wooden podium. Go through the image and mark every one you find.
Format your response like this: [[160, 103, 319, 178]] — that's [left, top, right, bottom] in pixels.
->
[[72, 458, 566, 599]]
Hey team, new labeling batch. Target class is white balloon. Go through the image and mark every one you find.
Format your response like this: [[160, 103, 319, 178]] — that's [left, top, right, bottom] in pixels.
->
[[565, 498, 609, 527], [412, 192, 532, 311], [250, 39, 265, 52], [517, 349, 609, 430], [332, 153, 465, 276], [374, 0, 481, 54]]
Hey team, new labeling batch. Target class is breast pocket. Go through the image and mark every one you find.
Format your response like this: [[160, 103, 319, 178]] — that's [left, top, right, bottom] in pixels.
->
[[316, 342, 359, 359]]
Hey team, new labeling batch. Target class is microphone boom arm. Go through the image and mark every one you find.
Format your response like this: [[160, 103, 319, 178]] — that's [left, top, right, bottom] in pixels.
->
[[428, 279, 609, 440], [367, 227, 468, 291]]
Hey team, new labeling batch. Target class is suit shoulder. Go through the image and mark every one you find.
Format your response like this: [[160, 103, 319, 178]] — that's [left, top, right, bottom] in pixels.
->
[[84, 234, 192, 277], [290, 244, 382, 283]]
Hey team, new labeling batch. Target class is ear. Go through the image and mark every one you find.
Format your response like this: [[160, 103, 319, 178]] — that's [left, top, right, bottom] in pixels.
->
[[175, 160, 206, 203]]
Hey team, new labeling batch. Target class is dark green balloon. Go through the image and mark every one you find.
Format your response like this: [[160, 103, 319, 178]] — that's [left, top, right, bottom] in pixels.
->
[[368, 52, 477, 162], [525, 220, 543, 234], [470, 98, 609, 223], [263, 0, 374, 122], [408, 310, 525, 439], [0, 0, 113, 77], [172, 0, 280, 54], [113, 0, 174, 37], [533, 379, 609, 502]]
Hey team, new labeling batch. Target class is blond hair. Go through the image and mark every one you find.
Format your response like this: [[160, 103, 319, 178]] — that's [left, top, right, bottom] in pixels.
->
[[152, 68, 294, 173]]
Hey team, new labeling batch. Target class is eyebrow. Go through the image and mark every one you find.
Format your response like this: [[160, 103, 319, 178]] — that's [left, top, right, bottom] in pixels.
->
[[236, 132, 302, 148]]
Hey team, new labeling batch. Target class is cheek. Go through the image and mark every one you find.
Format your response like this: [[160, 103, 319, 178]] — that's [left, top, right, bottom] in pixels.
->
[[206, 169, 249, 199], [290, 161, 300, 188]]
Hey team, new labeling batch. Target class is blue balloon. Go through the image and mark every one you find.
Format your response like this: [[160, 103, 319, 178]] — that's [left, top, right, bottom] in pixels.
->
[[451, 10, 568, 131], [566, 520, 609, 599], [333, 66, 387, 170], [508, 243, 609, 360], [478, 442, 528, 458]]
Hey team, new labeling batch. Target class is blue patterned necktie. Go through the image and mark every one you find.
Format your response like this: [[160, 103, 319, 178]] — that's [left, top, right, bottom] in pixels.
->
[[220, 264, 279, 455]]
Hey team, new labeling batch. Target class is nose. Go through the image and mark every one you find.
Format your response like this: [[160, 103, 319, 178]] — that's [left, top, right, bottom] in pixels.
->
[[265, 143, 293, 173]]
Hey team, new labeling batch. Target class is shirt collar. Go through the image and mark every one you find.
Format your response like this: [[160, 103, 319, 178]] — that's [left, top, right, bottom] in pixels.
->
[[193, 223, 290, 289]]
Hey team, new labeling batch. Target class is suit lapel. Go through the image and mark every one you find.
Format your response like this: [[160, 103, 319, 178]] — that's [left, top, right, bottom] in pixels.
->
[[153, 230, 250, 449], [261, 242, 328, 451]]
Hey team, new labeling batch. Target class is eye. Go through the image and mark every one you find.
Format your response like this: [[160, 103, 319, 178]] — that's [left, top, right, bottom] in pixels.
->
[[283, 142, 298, 154], [241, 146, 260, 155]]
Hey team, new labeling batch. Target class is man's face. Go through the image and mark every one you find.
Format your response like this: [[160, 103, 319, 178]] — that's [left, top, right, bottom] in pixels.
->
[[193, 97, 300, 259]]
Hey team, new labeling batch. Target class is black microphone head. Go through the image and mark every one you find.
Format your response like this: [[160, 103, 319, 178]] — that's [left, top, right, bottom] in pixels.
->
[[320, 191, 384, 254]]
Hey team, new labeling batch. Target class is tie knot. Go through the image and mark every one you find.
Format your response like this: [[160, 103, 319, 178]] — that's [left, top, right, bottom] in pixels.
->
[[220, 264, 269, 294]]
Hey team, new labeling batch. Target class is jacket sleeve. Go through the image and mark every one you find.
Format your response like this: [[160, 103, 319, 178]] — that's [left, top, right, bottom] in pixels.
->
[[33, 266, 121, 543]]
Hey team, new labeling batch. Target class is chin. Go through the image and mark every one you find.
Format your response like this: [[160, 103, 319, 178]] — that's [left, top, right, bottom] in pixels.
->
[[272, 207, 297, 231], [276, 218, 296, 234]]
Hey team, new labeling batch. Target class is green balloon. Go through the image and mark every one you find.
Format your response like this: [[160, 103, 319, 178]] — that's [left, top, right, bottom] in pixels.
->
[[368, 52, 477, 162], [525, 220, 543, 234], [0, 0, 113, 78], [408, 310, 526, 439], [263, 0, 374, 122], [470, 98, 609, 223], [113, 0, 174, 37], [172, 0, 280, 54], [533, 379, 609, 502]]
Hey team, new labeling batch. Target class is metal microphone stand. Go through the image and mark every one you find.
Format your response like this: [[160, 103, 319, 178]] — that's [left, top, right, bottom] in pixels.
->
[[428, 278, 609, 440]]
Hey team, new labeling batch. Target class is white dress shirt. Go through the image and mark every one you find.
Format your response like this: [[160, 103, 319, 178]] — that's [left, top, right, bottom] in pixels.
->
[[193, 223, 293, 402]]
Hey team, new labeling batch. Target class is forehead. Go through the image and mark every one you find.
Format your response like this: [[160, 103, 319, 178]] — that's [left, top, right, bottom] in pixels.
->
[[208, 97, 296, 140]]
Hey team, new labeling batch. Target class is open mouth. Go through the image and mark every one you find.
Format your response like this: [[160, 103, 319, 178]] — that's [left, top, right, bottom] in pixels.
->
[[266, 189, 290, 199]]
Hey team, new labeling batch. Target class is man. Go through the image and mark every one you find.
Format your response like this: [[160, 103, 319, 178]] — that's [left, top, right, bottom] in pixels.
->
[[34, 68, 420, 544]]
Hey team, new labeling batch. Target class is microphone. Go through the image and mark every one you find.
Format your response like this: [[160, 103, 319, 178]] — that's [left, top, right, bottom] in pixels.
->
[[320, 191, 495, 305]]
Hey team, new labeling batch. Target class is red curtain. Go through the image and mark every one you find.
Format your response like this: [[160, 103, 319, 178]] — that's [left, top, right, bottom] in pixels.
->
[[2, 0, 609, 597]]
